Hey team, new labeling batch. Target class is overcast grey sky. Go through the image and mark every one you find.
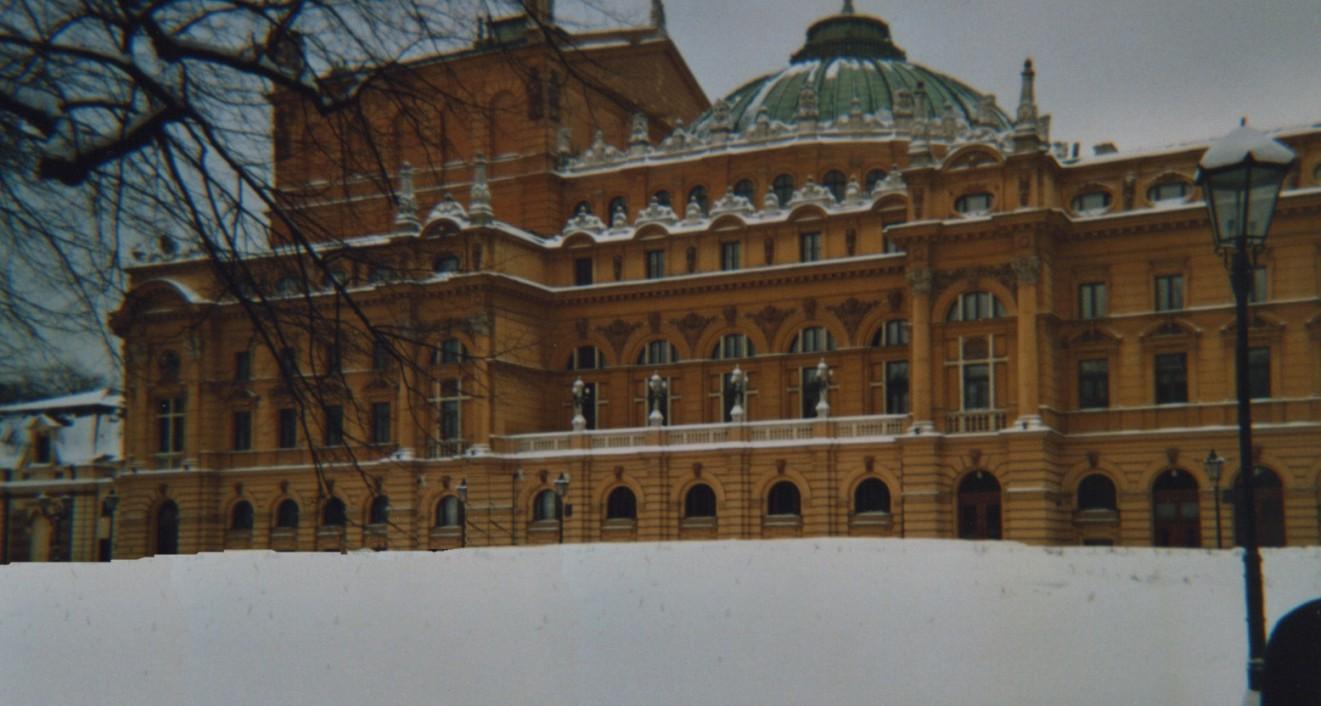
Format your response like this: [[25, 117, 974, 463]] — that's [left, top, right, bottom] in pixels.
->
[[569, 0, 1321, 154]]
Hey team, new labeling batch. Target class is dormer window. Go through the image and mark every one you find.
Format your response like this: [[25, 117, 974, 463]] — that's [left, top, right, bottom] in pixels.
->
[[1147, 180, 1190, 205], [954, 192, 992, 216], [1071, 190, 1112, 215]]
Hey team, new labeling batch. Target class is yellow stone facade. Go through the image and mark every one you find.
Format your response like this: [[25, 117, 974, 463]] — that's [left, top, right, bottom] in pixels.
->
[[82, 7, 1321, 560]]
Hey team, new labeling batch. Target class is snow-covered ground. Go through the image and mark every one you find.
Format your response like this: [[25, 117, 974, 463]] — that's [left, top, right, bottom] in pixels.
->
[[2, 539, 1318, 705]]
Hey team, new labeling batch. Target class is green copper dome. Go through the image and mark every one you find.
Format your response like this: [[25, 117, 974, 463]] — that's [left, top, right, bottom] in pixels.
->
[[693, 10, 1011, 133]]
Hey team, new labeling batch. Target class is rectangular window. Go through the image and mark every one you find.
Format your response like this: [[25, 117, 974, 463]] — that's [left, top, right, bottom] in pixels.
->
[[720, 242, 741, 271], [370, 402, 391, 444], [1078, 359, 1109, 409], [885, 361, 910, 414], [277, 408, 297, 449], [435, 379, 463, 456], [800, 367, 822, 418], [322, 405, 344, 446], [371, 339, 392, 372], [1248, 347, 1270, 399], [1249, 266, 1268, 304], [1154, 353, 1188, 404], [1155, 274, 1183, 311], [1078, 282, 1108, 320], [645, 250, 665, 279], [278, 347, 298, 378], [962, 364, 990, 410], [234, 351, 251, 382], [799, 232, 822, 263], [156, 397, 185, 456], [232, 411, 252, 451], [580, 381, 598, 430], [574, 257, 593, 286], [33, 432, 51, 464]]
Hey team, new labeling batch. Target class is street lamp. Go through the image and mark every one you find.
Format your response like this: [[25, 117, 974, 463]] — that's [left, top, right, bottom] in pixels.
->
[[1196, 122, 1296, 696], [457, 478, 468, 548], [553, 472, 570, 544], [1203, 450, 1225, 549]]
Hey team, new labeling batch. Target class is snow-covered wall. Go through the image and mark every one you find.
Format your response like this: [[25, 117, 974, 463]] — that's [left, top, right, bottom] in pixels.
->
[[2, 539, 1318, 705]]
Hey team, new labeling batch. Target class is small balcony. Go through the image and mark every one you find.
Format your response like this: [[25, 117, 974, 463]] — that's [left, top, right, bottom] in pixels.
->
[[944, 410, 1007, 434]]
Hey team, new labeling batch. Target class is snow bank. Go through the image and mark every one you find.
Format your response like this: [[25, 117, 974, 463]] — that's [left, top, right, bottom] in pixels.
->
[[1, 540, 1318, 706]]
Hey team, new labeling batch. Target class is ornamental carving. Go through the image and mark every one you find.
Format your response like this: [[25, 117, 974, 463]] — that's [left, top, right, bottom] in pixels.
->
[[1012, 256, 1041, 285], [596, 319, 641, 357], [1122, 172, 1137, 211], [670, 312, 717, 352], [575, 318, 589, 339], [930, 263, 1018, 298], [648, 311, 661, 334], [745, 304, 795, 345], [723, 305, 738, 327], [906, 267, 933, 294], [802, 297, 817, 320], [826, 297, 877, 342]]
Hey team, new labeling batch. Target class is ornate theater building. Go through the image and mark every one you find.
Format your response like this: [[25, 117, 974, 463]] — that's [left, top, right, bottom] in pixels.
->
[[95, 2, 1321, 558]]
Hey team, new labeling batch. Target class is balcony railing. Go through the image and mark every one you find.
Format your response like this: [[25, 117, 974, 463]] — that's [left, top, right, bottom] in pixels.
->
[[493, 415, 909, 455], [944, 410, 1007, 434]]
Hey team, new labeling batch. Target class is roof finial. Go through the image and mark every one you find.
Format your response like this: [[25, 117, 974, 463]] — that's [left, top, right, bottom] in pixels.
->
[[651, 0, 667, 35], [842, 0, 855, 14]]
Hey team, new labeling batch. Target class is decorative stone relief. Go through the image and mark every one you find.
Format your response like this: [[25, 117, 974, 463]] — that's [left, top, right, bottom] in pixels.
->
[[745, 304, 795, 345], [670, 312, 717, 351], [1122, 172, 1137, 211], [826, 297, 877, 341], [596, 319, 640, 357], [635, 197, 678, 226], [723, 306, 737, 327], [1012, 256, 1041, 285], [906, 267, 933, 295], [711, 189, 754, 216], [931, 264, 1017, 298]]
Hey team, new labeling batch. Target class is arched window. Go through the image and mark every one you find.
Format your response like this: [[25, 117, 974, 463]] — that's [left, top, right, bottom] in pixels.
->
[[566, 345, 604, 371], [958, 472, 1001, 540], [1071, 190, 1112, 214], [636, 340, 679, 365], [684, 484, 717, 518], [871, 320, 909, 347], [733, 179, 756, 202], [436, 496, 464, 528], [686, 185, 709, 215], [571, 200, 593, 217], [652, 190, 672, 208], [533, 489, 561, 521], [1152, 470, 1199, 547], [767, 481, 801, 516], [606, 487, 637, 520], [854, 478, 891, 514], [865, 169, 885, 193], [946, 291, 1006, 322], [607, 196, 628, 222], [772, 174, 795, 207], [155, 500, 179, 555], [369, 496, 390, 525], [322, 497, 347, 527], [711, 333, 755, 359], [1232, 467, 1285, 547], [954, 192, 993, 215], [275, 499, 300, 529], [822, 170, 847, 203], [1147, 180, 1190, 204], [434, 253, 460, 275], [230, 501, 255, 531], [433, 338, 466, 365], [790, 326, 836, 354], [1076, 474, 1118, 511]]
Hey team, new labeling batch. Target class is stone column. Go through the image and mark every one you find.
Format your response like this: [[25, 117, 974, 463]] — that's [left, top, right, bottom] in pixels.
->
[[1013, 256, 1042, 428], [906, 267, 935, 433]]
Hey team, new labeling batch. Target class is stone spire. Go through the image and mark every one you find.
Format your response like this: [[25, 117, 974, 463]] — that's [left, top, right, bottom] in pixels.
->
[[650, 0, 667, 35], [394, 162, 419, 231], [842, 0, 855, 14], [468, 154, 493, 225], [1013, 58, 1042, 153]]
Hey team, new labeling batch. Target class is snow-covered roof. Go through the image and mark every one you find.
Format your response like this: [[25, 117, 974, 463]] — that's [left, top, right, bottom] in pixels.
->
[[0, 388, 121, 414], [0, 389, 122, 469]]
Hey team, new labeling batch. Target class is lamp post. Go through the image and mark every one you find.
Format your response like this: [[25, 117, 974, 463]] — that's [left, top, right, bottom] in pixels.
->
[[553, 472, 570, 544], [1204, 450, 1225, 549], [457, 478, 468, 548], [1196, 123, 1296, 696]]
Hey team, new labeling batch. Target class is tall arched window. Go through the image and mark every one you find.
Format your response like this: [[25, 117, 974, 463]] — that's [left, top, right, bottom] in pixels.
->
[[733, 179, 756, 203], [767, 481, 801, 516], [369, 496, 390, 525], [1077, 474, 1118, 511], [687, 185, 709, 215], [533, 489, 561, 521], [854, 478, 891, 514], [684, 484, 717, 518], [1232, 467, 1285, 547], [436, 496, 464, 528], [606, 487, 637, 520], [957, 472, 1001, 540], [790, 327, 836, 353], [711, 333, 755, 359], [822, 170, 847, 203], [772, 174, 795, 207], [155, 501, 179, 555], [275, 499, 300, 529], [1152, 470, 1199, 547], [322, 497, 347, 527], [230, 501, 255, 531], [636, 340, 679, 365]]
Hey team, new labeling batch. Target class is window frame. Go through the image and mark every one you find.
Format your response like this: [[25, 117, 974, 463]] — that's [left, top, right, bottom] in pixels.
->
[[573, 257, 594, 286], [1154, 274, 1184, 312], [954, 191, 993, 216], [1154, 352, 1189, 405], [1077, 358, 1110, 409], [645, 249, 665, 279], [799, 231, 822, 263], [232, 410, 253, 451], [1078, 282, 1108, 320], [720, 241, 741, 271]]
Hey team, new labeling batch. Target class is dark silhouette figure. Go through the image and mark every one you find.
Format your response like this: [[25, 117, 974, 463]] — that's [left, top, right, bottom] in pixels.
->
[[1263, 598, 1321, 705]]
